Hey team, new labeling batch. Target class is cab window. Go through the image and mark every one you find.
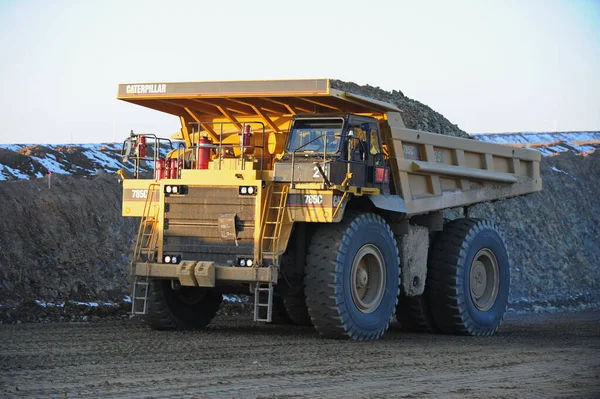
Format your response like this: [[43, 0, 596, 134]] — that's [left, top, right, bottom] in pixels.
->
[[369, 128, 382, 155]]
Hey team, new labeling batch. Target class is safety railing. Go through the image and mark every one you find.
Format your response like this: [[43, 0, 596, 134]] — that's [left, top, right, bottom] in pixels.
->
[[121, 132, 173, 178], [188, 121, 267, 171]]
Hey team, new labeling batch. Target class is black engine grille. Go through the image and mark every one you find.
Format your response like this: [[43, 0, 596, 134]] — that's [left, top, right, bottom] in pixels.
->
[[163, 186, 256, 264]]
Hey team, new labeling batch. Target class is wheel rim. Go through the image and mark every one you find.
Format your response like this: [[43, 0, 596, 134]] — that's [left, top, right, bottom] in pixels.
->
[[350, 244, 386, 313], [469, 248, 500, 311]]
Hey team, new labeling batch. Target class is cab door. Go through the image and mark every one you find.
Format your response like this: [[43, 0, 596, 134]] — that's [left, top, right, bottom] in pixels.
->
[[363, 121, 390, 193], [343, 119, 369, 187]]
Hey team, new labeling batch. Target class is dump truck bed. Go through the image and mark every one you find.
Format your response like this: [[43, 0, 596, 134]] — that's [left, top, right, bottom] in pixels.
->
[[118, 79, 541, 215], [383, 113, 541, 215]]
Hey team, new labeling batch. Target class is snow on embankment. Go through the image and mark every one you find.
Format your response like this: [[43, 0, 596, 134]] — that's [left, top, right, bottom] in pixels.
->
[[473, 131, 600, 156], [0, 143, 145, 181]]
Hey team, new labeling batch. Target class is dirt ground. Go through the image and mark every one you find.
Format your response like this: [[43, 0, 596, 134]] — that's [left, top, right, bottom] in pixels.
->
[[1, 311, 598, 399]]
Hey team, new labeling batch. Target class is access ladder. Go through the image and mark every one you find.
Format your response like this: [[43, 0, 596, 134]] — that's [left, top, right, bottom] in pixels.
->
[[131, 184, 159, 315]]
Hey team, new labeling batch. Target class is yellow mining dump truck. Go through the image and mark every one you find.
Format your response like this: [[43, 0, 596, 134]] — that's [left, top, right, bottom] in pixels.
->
[[117, 79, 541, 341]]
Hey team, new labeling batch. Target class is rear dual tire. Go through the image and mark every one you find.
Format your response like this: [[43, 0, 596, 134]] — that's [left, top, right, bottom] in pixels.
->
[[427, 218, 510, 336]]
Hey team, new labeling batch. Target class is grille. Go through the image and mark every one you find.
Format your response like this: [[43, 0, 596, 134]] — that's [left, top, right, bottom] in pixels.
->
[[163, 186, 256, 264]]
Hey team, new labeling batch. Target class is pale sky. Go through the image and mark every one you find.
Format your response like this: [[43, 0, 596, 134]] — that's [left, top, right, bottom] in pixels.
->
[[0, 0, 598, 144]]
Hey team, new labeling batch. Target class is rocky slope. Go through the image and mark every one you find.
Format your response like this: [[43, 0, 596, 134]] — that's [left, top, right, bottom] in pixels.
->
[[463, 150, 600, 307], [0, 175, 137, 304], [331, 80, 469, 138]]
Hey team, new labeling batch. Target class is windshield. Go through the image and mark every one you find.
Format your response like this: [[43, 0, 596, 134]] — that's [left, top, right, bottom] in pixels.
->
[[287, 118, 343, 153]]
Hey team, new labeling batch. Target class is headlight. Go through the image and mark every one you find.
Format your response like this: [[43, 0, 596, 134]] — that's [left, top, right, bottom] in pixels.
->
[[163, 254, 182, 264], [164, 185, 187, 195], [239, 186, 258, 196], [237, 257, 254, 266]]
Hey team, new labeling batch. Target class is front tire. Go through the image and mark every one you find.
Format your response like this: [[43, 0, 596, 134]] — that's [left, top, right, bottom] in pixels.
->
[[146, 280, 222, 330], [304, 212, 400, 341], [427, 218, 509, 336]]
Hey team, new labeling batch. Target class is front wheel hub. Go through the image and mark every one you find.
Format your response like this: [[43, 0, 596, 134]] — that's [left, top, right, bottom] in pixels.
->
[[351, 244, 386, 313]]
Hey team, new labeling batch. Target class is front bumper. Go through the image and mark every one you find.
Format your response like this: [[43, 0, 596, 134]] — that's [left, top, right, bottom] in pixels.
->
[[132, 261, 278, 287]]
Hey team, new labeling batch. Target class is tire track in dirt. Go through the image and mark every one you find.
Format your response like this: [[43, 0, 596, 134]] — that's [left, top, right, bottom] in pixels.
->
[[1, 312, 599, 398]]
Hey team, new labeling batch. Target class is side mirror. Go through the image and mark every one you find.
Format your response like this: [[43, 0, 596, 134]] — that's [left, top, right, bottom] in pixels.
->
[[122, 138, 133, 162]]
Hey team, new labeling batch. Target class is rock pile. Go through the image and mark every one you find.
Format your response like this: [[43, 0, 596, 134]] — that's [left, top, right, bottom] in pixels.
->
[[331, 80, 469, 138]]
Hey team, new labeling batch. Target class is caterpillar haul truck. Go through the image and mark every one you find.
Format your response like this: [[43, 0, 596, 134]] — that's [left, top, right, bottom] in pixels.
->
[[118, 79, 542, 341]]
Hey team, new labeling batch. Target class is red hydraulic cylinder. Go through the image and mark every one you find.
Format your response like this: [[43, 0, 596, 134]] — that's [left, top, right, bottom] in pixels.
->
[[168, 158, 179, 179], [197, 136, 211, 169], [138, 136, 147, 158], [154, 158, 165, 180]]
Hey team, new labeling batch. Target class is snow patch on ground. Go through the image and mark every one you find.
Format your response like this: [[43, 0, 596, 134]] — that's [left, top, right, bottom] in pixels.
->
[[34, 300, 120, 308], [31, 295, 246, 309], [0, 164, 30, 180], [550, 166, 577, 180], [30, 156, 69, 174]]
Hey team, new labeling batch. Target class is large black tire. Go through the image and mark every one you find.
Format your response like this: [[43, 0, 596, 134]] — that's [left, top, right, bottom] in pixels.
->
[[396, 293, 437, 333], [305, 213, 400, 341], [282, 287, 312, 326], [146, 280, 222, 330], [427, 218, 510, 336], [278, 250, 312, 326], [269, 294, 294, 325]]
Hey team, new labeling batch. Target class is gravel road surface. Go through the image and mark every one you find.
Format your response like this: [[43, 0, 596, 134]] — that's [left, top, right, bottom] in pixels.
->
[[1, 311, 599, 398]]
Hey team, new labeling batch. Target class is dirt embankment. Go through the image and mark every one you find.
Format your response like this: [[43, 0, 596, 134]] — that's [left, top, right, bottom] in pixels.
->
[[0, 175, 136, 304]]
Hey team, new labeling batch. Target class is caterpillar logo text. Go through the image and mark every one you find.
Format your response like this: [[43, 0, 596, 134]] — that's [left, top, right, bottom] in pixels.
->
[[126, 84, 167, 94]]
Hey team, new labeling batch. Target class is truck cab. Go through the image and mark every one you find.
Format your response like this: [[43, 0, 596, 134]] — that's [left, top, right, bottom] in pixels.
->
[[274, 114, 390, 193]]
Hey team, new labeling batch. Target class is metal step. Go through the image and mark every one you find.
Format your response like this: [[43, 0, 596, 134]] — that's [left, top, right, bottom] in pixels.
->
[[131, 276, 150, 315], [253, 283, 273, 322]]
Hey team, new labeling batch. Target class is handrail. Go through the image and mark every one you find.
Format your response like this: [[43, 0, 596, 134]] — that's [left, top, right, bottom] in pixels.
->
[[175, 142, 186, 176], [188, 121, 266, 170], [133, 183, 159, 265], [121, 133, 173, 178], [257, 184, 274, 262]]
